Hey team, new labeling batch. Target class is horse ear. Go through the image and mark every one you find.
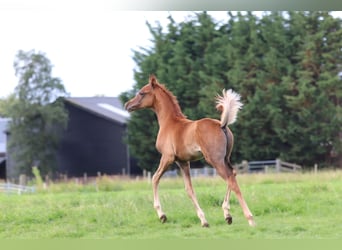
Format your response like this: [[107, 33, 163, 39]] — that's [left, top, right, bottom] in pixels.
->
[[149, 74, 158, 88]]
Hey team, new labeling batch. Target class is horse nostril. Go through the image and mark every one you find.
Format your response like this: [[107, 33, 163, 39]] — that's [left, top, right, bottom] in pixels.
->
[[125, 103, 135, 112]]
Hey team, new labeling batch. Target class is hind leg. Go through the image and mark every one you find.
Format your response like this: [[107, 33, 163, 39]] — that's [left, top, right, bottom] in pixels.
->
[[176, 161, 209, 227], [224, 163, 255, 226], [206, 157, 255, 226], [222, 187, 233, 224], [227, 173, 255, 226], [214, 161, 236, 225], [222, 164, 237, 224]]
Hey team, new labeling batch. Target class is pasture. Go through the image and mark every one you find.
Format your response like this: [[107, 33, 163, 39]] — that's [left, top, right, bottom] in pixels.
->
[[0, 171, 341, 239]]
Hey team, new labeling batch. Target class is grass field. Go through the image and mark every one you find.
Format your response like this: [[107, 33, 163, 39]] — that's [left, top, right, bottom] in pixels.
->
[[0, 171, 341, 239]]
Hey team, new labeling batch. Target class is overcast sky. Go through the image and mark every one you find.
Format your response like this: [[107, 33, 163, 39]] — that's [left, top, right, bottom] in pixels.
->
[[0, 1, 231, 98], [0, 1, 341, 99]]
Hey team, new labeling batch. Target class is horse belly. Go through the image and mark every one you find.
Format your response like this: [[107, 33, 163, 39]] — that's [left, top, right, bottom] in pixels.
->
[[176, 144, 203, 161], [173, 120, 204, 161]]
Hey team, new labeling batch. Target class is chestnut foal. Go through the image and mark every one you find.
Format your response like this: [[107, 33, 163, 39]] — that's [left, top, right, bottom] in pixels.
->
[[124, 75, 255, 227]]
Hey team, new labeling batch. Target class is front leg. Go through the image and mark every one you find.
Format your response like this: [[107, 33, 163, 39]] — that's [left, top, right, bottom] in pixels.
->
[[152, 154, 174, 223]]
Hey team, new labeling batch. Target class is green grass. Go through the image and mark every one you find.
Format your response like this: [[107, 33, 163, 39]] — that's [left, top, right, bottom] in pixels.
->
[[0, 171, 342, 239]]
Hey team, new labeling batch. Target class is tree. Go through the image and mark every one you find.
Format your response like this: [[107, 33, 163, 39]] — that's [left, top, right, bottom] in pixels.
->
[[6, 50, 68, 177], [281, 12, 342, 166], [0, 93, 18, 117], [121, 11, 342, 171], [226, 12, 295, 161], [121, 12, 222, 171]]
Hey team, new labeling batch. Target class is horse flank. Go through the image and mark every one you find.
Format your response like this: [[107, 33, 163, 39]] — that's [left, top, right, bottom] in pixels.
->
[[216, 89, 243, 128]]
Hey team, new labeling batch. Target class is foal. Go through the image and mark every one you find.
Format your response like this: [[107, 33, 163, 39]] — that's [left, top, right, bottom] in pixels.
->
[[125, 75, 255, 227]]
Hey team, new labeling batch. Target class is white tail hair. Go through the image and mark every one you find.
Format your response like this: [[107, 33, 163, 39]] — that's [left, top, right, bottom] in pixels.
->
[[215, 89, 243, 127]]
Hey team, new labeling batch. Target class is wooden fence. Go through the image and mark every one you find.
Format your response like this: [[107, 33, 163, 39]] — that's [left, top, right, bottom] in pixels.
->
[[162, 167, 217, 178], [161, 159, 302, 178], [0, 182, 35, 194], [235, 159, 302, 174], [3, 159, 302, 187]]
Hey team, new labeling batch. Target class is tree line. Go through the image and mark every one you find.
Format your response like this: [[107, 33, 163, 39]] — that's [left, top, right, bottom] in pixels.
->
[[120, 11, 342, 171]]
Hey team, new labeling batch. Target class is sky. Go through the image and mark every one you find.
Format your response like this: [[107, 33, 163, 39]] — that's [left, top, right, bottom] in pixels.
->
[[0, 1, 341, 99], [0, 1, 232, 98]]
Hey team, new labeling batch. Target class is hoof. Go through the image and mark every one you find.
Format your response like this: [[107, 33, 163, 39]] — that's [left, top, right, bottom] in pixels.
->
[[248, 219, 256, 227], [160, 214, 167, 223], [247, 215, 256, 226], [202, 222, 210, 228], [225, 215, 233, 225]]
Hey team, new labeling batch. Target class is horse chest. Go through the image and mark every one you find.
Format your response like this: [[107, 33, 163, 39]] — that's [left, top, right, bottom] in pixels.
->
[[155, 132, 171, 153]]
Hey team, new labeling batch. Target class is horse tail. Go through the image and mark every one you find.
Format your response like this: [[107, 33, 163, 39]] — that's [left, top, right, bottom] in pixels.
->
[[215, 89, 243, 128]]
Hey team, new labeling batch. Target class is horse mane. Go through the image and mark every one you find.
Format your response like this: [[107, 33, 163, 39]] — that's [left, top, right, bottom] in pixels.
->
[[155, 83, 187, 119]]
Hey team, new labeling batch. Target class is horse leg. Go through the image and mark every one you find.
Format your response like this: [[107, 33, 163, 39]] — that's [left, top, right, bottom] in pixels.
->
[[152, 155, 173, 223], [177, 161, 209, 227], [222, 163, 237, 224], [227, 172, 255, 226], [222, 187, 233, 224], [222, 162, 255, 226], [206, 157, 255, 226], [212, 162, 236, 224]]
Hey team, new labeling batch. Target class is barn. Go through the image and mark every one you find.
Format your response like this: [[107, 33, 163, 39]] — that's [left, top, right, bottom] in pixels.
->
[[57, 97, 141, 177], [0, 118, 9, 180], [3, 97, 141, 180]]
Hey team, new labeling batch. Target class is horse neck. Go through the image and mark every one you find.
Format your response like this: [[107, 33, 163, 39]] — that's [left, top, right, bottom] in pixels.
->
[[152, 89, 184, 128]]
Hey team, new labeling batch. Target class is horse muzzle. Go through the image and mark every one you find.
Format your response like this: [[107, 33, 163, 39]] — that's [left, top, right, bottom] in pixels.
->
[[124, 101, 137, 112]]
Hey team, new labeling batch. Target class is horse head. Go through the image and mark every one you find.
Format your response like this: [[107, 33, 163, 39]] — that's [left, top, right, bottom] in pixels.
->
[[124, 75, 158, 112]]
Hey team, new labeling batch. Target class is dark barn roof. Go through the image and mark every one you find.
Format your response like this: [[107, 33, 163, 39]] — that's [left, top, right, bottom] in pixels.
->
[[64, 97, 129, 125]]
